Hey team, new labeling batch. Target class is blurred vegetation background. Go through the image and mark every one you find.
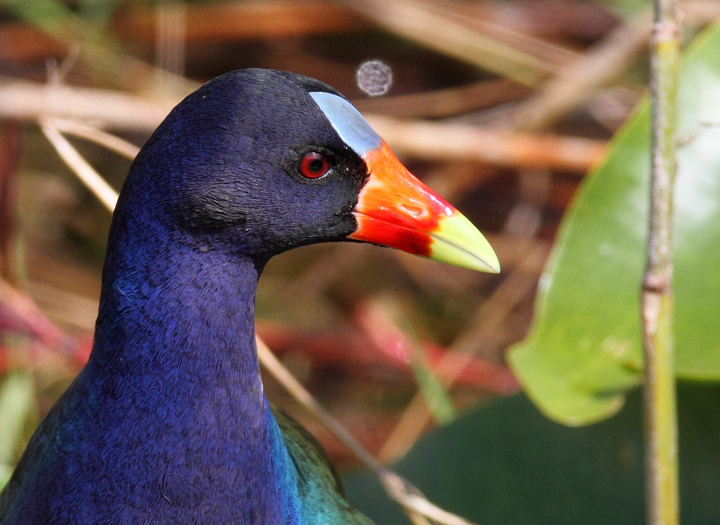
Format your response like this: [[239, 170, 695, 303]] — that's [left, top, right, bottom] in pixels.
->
[[1, 0, 720, 523]]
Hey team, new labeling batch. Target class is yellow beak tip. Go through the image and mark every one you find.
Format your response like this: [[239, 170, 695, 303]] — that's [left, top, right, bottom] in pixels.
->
[[429, 212, 500, 274]]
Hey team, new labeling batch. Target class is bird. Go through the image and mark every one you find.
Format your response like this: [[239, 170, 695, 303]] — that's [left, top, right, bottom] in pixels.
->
[[0, 69, 499, 524]]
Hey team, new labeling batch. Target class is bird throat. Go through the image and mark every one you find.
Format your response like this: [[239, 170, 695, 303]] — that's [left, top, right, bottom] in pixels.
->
[[80, 231, 301, 520]]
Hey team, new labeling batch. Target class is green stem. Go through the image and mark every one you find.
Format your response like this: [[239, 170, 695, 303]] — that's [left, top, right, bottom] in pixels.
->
[[643, 1, 680, 524]]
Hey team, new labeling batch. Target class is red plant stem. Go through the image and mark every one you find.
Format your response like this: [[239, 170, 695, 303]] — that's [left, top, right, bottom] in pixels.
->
[[0, 121, 22, 283]]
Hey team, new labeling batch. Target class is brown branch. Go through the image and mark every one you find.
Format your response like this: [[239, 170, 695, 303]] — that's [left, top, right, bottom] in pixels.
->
[[340, 0, 555, 86], [434, 0, 582, 68], [511, 9, 653, 131], [353, 79, 530, 119], [0, 81, 606, 172], [39, 119, 118, 211], [366, 115, 606, 172], [116, 0, 367, 43], [50, 119, 140, 159], [0, 82, 174, 131]]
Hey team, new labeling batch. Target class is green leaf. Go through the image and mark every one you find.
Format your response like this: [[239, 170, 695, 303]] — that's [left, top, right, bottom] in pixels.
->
[[392, 302, 456, 424], [344, 384, 720, 525], [506, 20, 720, 425], [77, 0, 122, 29], [0, 0, 74, 32], [0, 372, 35, 491], [594, 0, 651, 19]]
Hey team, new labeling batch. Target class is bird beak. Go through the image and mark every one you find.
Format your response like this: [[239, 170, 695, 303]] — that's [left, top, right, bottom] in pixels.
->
[[349, 142, 500, 273]]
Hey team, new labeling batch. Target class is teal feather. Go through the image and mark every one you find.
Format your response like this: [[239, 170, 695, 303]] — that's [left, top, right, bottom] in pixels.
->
[[273, 406, 375, 524]]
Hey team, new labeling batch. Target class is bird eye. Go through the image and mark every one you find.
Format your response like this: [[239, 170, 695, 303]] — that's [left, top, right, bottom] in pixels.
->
[[298, 152, 330, 179]]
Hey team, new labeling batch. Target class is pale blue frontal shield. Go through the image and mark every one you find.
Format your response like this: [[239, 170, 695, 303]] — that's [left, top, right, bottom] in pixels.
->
[[309, 92, 382, 156]]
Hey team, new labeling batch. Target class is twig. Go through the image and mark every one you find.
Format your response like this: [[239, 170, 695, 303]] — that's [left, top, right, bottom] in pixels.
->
[[642, 1, 681, 524], [155, 0, 186, 83], [39, 117, 476, 525], [680, 0, 720, 25], [379, 243, 546, 462], [39, 118, 118, 211], [3, 0, 197, 98], [510, 8, 652, 131], [0, 82, 174, 131], [505, 0, 720, 132], [256, 338, 382, 471], [257, 338, 475, 525], [117, 0, 367, 42], [0, 81, 607, 172], [46, 45, 80, 87], [49, 118, 140, 159], [340, 0, 554, 86], [437, 0, 582, 68], [365, 115, 606, 172], [353, 79, 530, 119], [0, 122, 22, 283]]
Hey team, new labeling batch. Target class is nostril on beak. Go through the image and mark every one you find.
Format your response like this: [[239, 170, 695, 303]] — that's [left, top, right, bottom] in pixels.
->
[[400, 203, 423, 218]]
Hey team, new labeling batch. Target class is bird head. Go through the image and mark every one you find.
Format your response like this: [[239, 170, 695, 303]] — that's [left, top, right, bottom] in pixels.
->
[[118, 69, 499, 274]]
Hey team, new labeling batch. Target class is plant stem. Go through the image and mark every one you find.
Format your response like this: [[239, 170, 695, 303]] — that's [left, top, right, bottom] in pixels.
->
[[643, 1, 680, 524]]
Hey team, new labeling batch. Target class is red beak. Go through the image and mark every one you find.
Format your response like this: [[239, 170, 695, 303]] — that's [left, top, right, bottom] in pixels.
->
[[349, 142, 499, 273]]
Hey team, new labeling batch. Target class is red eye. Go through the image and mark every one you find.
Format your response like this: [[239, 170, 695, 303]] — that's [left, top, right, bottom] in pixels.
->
[[298, 152, 330, 179]]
